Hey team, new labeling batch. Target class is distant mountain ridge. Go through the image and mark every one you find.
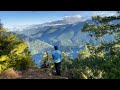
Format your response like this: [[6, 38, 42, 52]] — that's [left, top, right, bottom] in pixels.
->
[[8, 15, 117, 65], [7, 15, 91, 32], [12, 20, 116, 51]]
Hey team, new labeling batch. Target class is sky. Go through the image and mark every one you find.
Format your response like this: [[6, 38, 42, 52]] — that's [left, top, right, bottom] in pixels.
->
[[0, 11, 116, 28]]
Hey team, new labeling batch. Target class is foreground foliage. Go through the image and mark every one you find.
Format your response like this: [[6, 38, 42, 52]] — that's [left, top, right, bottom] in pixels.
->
[[41, 12, 120, 79], [0, 21, 35, 73]]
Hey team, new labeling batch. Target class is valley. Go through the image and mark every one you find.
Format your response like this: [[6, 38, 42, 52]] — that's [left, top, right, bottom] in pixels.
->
[[9, 17, 116, 66]]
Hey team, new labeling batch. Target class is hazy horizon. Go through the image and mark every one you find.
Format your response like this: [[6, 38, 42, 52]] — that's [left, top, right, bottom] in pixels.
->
[[0, 11, 116, 29]]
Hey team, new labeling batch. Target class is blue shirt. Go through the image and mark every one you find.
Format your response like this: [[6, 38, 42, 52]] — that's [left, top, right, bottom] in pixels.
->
[[52, 50, 62, 63]]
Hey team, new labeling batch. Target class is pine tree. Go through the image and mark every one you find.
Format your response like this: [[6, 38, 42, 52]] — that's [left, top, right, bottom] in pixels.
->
[[81, 11, 120, 79], [0, 20, 35, 73]]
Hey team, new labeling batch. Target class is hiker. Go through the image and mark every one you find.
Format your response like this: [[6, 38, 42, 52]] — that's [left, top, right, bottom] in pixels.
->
[[52, 46, 62, 76]]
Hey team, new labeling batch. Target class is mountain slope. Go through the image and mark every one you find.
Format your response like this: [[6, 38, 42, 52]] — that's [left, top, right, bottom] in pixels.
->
[[9, 18, 117, 62]]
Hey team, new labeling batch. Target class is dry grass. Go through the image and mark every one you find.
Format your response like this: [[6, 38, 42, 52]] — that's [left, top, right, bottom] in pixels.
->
[[0, 68, 68, 79], [0, 68, 22, 79]]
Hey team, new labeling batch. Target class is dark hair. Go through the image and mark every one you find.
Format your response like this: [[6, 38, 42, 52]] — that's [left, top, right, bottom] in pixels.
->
[[54, 46, 58, 50]]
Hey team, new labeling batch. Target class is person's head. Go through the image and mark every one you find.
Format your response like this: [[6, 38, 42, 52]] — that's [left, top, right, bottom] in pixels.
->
[[54, 46, 58, 50]]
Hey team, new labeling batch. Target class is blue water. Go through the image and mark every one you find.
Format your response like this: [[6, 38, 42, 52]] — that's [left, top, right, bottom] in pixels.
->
[[32, 53, 42, 66]]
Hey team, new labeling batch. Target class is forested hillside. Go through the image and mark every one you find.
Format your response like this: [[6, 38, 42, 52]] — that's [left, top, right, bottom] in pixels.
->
[[0, 11, 120, 79], [59, 11, 120, 79], [0, 20, 35, 74], [39, 11, 120, 79], [12, 18, 116, 60]]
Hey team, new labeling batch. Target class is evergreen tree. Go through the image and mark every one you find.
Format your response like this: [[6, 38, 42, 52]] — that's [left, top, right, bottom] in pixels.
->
[[61, 12, 120, 79], [0, 20, 35, 73], [81, 11, 120, 79]]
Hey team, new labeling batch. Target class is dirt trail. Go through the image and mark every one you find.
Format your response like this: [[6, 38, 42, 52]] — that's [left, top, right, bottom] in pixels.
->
[[0, 68, 68, 79]]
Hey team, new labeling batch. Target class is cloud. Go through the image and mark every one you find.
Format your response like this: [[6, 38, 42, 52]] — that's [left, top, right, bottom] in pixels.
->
[[61, 15, 86, 23], [93, 11, 117, 17], [62, 15, 82, 20], [63, 15, 82, 19]]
